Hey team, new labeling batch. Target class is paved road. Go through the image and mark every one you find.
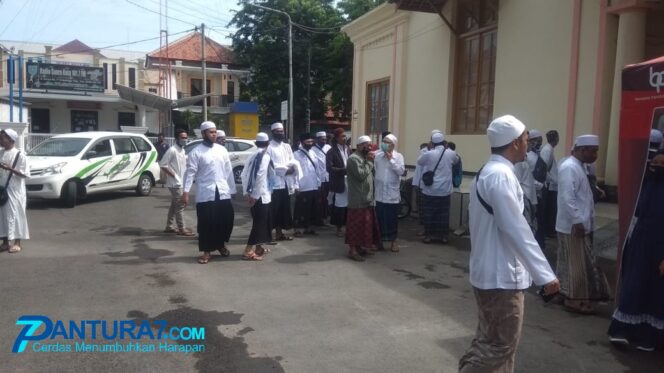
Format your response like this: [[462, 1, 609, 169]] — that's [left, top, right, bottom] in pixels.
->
[[0, 187, 661, 373]]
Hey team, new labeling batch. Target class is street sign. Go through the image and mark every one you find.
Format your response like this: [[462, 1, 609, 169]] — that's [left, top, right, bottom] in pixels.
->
[[281, 100, 288, 121]]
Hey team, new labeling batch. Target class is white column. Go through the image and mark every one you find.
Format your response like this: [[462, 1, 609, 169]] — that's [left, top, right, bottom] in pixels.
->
[[605, 10, 645, 185], [138, 105, 147, 128]]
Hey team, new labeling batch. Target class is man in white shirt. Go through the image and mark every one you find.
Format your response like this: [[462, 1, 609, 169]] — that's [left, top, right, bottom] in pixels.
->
[[312, 131, 331, 225], [540, 130, 559, 237], [374, 134, 405, 252], [0, 129, 29, 254], [459, 115, 559, 373], [514, 130, 539, 232], [160, 129, 193, 236], [416, 131, 458, 244], [555, 134, 610, 314], [240, 132, 273, 261], [266, 122, 297, 241], [182, 121, 237, 264], [293, 133, 322, 236]]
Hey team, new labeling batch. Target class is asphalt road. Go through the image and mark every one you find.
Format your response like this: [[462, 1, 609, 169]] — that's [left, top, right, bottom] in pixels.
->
[[0, 187, 661, 373]]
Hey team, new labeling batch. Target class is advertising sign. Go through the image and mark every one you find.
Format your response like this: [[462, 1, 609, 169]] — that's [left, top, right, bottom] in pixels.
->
[[25, 61, 104, 93]]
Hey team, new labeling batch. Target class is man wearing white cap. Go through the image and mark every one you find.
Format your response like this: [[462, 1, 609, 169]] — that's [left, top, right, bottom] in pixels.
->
[[183, 121, 237, 264], [215, 130, 227, 146], [459, 115, 559, 372], [293, 133, 323, 237], [266, 122, 298, 241], [345, 135, 381, 261], [649, 128, 663, 161], [555, 134, 610, 313], [312, 131, 331, 224], [240, 132, 274, 261], [416, 131, 458, 244], [0, 129, 29, 253], [374, 133, 405, 252]]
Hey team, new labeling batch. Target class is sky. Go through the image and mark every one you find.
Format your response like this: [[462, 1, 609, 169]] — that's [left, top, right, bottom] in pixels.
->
[[0, 0, 239, 52]]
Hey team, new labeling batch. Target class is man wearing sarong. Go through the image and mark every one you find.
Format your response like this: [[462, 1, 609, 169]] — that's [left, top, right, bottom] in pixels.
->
[[240, 132, 273, 261], [266, 122, 297, 241], [293, 133, 322, 237], [345, 136, 380, 261], [326, 128, 351, 237], [374, 134, 405, 252], [459, 115, 559, 373], [0, 129, 29, 254], [416, 131, 458, 244], [183, 121, 236, 264], [556, 134, 610, 314], [311, 131, 331, 225]]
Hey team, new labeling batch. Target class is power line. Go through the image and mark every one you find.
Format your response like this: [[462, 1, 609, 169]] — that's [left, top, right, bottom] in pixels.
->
[[0, 0, 31, 38], [124, 0, 197, 27], [291, 21, 343, 31]]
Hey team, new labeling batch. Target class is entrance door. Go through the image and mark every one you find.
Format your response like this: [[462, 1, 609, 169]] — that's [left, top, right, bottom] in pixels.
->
[[31, 108, 50, 133]]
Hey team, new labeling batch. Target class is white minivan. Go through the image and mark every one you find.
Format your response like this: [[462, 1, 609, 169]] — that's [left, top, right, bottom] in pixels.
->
[[26, 132, 160, 207]]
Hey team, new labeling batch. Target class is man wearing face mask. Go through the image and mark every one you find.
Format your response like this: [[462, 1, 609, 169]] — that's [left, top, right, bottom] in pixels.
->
[[312, 131, 331, 225], [160, 129, 193, 236], [266, 122, 297, 241], [182, 121, 237, 264], [345, 136, 381, 261], [374, 134, 405, 252], [293, 133, 323, 237]]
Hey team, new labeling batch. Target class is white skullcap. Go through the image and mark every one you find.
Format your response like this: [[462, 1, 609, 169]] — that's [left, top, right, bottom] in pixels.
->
[[271, 122, 284, 131], [574, 134, 599, 147], [356, 135, 371, 145], [384, 134, 398, 145], [431, 129, 442, 135], [316, 131, 327, 138], [650, 129, 663, 144], [218, 130, 226, 137], [2, 129, 18, 142], [200, 121, 216, 132], [255, 132, 269, 142], [528, 129, 542, 139], [431, 132, 444, 143], [487, 115, 526, 148]]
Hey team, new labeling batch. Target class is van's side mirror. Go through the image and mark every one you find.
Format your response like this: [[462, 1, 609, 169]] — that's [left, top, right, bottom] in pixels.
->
[[85, 150, 98, 159]]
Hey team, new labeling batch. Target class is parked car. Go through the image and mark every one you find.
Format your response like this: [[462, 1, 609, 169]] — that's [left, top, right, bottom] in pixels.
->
[[184, 138, 257, 183], [26, 132, 160, 207]]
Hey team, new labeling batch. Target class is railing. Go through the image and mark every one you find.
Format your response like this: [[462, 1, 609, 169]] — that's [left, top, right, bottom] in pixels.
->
[[176, 93, 237, 108]]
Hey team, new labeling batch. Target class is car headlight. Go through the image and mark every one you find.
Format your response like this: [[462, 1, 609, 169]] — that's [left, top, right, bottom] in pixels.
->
[[43, 162, 67, 175]]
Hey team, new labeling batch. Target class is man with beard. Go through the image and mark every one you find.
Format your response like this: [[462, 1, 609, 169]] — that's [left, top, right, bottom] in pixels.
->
[[266, 122, 298, 241], [326, 128, 351, 237], [293, 133, 322, 236], [182, 121, 236, 264], [311, 131, 331, 225]]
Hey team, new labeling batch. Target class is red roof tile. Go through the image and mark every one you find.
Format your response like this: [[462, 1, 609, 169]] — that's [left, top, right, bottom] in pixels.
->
[[148, 32, 235, 64], [52, 39, 104, 57]]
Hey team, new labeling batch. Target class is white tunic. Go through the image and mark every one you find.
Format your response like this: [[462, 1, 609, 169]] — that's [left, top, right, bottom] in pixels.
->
[[159, 145, 186, 188], [266, 140, 295, 190], [0, 147, 29, 240], [183, 143, 236, 203], [329, 144, 349, 208], [311, 144, 331, 182], [416, 145, 457, 197], [556, 156, 594, 234], [294, 147, 321, 192], [540, 143, 558, 191], [241, 150, 272, 204], [514, 159, 537, 205], [469, 154, 555, 289], [374, 150, 405, 204]]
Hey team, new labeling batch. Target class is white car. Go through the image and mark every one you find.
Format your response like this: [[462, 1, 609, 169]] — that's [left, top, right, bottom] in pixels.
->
[[184, 137, 257, 183], [26, 132, 160, 207]]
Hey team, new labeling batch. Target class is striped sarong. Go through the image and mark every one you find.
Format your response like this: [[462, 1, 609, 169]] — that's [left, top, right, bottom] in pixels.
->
[[556, 233, 610, 301], [421, 194, 451, 240]]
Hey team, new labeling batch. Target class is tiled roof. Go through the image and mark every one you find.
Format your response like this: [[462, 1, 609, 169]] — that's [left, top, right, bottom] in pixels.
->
[[148, 32, 235, 64], [52, 39, 104, 57]]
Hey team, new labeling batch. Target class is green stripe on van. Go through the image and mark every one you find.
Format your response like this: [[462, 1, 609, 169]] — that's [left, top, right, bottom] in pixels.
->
[[75, 158, 111, 178], [131, 151, 157, 179]]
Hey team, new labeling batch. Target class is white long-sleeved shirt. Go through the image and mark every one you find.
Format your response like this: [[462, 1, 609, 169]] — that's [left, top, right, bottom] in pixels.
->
[[311, 144, 331, 182], [556, 156, 594, 234], [159, 145, 186, 188], [416, 145, 457, 197], [540, 143, 558, 191], [469, 154, 556, 290], [294, 147, 321, 192], [411, 147, 428, 187], [527, 150, 544, 192], [266, 140, 295, 190], [374, 150, 405, 204], [514, 159, 537, 205], [241, 149, 272, 204], [183, 143, 236, 203]]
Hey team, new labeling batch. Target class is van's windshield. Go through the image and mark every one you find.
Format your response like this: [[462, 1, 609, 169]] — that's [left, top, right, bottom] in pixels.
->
[[28, 138, 91, 157]]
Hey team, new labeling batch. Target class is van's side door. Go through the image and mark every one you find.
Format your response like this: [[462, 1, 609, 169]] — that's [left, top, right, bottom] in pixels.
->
[[109, 137, 139, 185], [80, 138, 114, 190]]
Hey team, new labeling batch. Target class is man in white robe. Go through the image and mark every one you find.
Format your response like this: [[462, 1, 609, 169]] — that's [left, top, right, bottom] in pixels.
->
[[293, 133, 323, 236], [266, 122, 298, 241], [0, 129, 29, 253]]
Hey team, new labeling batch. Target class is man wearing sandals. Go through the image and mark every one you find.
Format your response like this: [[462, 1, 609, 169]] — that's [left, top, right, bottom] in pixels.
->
[[374, 134, 405, 252], [160, 129, 194, 237], [266, 122, 297, 241], [0, 129, 29, 254], [182, 121, 236, 264], [459, 115, 560, 373]]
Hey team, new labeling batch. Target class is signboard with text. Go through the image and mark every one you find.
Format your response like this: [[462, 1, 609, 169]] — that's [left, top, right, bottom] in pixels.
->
[[26, 61, 104, 93]]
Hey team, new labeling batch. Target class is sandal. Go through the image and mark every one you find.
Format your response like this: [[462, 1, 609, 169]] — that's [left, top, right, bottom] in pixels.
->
[[563, 300, 595, 315], [8, 245, 21, 253], [197, 254, 211, 264], [347, 252, 365, 262], [422, 237, 432, 244], [390, 244, 400, 253], [276, 235, 294, 241], [255, 245, 270, 256], [176, 229, 195, 237], [242, 252, 263, 261], [219, 247, 230, 257], [0, 242, 8, 251], [163, 227, 178, 233]]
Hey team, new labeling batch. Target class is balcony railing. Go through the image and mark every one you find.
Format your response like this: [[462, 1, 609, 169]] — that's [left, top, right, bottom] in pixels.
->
[[176, 93, 236, 108]]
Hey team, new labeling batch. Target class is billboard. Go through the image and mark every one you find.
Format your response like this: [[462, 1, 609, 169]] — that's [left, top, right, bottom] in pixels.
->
[[25, 61, 104, 93]]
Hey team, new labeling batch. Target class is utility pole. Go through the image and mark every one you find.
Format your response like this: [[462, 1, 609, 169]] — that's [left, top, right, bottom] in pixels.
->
[[201, 23, 207, 121], [247, 3, 293, 143]]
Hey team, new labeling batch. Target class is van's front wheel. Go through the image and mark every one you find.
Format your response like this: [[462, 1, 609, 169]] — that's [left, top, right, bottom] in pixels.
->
[[136, 174, 152, 196], [61, 180, 78, 208]]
